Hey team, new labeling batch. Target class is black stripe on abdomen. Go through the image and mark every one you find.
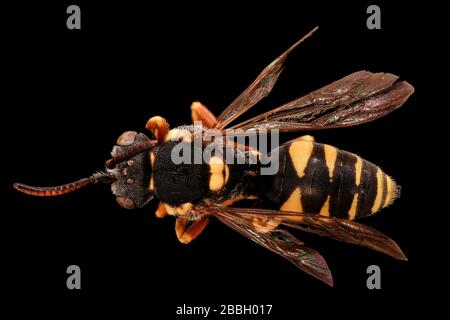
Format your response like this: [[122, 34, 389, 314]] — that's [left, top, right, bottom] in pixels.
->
[[298, 143, 330, 213], [329, 150, 358, 218], [356, 159, 378, 217]]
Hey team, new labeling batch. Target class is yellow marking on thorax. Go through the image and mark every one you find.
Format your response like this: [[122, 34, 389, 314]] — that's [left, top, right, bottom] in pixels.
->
[[348, 193, 359, 220], [149, 175, 155, 191], [163, 202, 177, 215], [355, 156, 363, 186], [371, 168, 384, 213], [149, 152, 156, 191], [176, 202, 193, 215], [289, 141, 314, 178], [163, 202, 193, 216], [150, 152, 155, 166], [323, 144, 338, 179], [319, 195, 331, 217], [165, 128, 192, 143], [209, 156, 224, 173], [280, 187, 303, 212], [209, 156, 225, 192]]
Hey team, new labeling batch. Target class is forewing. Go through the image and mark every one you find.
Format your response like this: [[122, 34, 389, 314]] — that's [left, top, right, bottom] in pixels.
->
[[229, 71, 414, 133], [280, 213, 407, 261], [202, 206, 406, 261], [214, 27, 318, 130], [211, 209, 333, 286]]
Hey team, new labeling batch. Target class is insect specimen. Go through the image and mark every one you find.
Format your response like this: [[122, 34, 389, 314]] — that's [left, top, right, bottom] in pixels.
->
[[14, 27, 414, 286]]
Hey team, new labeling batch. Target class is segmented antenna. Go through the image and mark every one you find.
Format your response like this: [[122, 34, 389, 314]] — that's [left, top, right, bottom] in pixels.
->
[[13, 172, 112, 197]]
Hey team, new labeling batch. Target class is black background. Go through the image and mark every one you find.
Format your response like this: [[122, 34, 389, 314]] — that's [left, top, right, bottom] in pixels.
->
[[2, 1, 444, 317]]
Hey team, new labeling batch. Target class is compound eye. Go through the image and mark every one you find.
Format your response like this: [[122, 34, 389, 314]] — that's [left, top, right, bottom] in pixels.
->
[[117, 131, 138, 146], [116, 196, 135, 209]]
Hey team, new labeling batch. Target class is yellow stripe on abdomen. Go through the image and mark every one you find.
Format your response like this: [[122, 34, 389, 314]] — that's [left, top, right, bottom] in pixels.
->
[[383, 175, 399, 208], [289, 141, 314, 178], [371, 168, 384, 214], [323, 144, 338, 179], [348, 193, 359, 220], [355, 156, 363, 187], [280, 187, 303, 212]]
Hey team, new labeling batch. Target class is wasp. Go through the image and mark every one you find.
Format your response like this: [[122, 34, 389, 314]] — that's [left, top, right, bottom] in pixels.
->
[[14, 27, 414, 286]]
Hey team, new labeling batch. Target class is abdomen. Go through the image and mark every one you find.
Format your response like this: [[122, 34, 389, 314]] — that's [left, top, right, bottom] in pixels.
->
[[264, 139, 399, 220]]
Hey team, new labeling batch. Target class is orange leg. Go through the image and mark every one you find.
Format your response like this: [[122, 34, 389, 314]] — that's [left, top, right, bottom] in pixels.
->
[[146, 116, 169, 143], [191, 102, 218, 128], [155, 201, 167, 218], [175, 217, 209, 244]]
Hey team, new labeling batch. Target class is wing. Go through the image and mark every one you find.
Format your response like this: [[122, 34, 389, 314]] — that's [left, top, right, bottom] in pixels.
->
[[214, 27, 319, 130], [214, 208, 333, 286], [199, 206, 407, 261], [228, 71, 414, 133]]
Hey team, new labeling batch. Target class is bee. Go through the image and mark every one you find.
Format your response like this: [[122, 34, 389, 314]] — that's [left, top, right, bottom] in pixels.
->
[[14, 27, 414, 286]]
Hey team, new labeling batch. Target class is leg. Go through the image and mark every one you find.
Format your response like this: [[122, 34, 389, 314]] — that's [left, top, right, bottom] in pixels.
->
[[175, 217, 209, 244], [155, 201, 167, 218], [146, 116, 169, 143], [191, 101, 218, 128]]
